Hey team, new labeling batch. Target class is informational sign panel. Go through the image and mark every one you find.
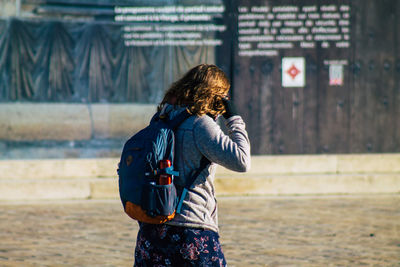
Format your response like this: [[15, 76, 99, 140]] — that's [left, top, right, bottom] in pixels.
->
[[282, 57, 305, 87], [237, 4, 351, 57], [114, 5, 226, 47]]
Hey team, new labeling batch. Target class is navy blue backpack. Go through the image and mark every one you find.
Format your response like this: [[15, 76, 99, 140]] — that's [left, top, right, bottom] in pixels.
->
[[118, 110, 209, 224]]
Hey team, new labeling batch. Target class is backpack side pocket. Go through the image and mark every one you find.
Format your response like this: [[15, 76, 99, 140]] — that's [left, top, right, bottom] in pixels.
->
[[141, 183, 178, 217]]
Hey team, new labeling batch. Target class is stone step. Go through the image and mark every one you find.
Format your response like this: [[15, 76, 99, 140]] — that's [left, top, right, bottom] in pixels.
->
[[214, 173, 400, 196], [0, 154, 400, 200], [1, 154, 400, 180], [218, 154, 400, 175], [1, 173, 399, 201]]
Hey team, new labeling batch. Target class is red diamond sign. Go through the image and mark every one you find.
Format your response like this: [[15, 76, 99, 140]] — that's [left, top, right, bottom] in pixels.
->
[[287, 64, 301, 80], [282, 57, 305, 87]]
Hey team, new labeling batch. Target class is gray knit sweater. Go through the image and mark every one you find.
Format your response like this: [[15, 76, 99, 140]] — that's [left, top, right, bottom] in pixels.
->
[[161, 104, 251, 233]]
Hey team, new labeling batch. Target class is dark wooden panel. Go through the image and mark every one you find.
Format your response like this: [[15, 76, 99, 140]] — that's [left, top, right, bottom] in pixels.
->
[[372, 0, 397, 152], [350, 0, 397, 153], [316, 0, 351, 153], [349, 1, 367, 152], [268, 0, 303, 154], [394, 1, 400, 151], [248, 57, 275, 154], [298, 0, 320, 154], [272, 51, 304, 154], [232, 0, 279, 154], [233, 57, 276, 154]]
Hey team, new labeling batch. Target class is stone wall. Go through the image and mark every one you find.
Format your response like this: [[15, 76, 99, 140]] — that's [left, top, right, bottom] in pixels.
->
[[0, 103, 158, 159], [0, 103, 157, 141]]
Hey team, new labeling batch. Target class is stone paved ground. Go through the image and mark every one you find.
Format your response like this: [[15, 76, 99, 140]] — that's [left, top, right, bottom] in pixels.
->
[[0, 195, 399, 267]]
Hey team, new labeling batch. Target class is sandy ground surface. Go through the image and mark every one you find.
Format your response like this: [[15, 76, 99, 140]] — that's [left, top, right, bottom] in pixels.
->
[[0, 195, 399, 267]]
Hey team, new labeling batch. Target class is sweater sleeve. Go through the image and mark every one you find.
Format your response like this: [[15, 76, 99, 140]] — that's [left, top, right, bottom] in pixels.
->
[[193, 115, 251, 172]]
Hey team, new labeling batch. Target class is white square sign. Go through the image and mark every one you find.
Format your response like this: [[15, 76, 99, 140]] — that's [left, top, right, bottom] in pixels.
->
[[282, 57, 305, 87], [329, 64, 344, 86]]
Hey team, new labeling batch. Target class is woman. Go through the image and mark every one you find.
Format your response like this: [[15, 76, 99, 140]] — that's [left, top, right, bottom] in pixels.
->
[[134, 64, 251, 266]]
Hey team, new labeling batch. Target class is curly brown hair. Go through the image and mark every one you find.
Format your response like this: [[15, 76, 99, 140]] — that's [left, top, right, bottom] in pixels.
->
[[158, 64, 230, 117]]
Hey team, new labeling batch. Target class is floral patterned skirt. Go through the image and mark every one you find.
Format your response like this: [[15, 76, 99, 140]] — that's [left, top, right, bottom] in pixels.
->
[[134, 223, 227, 267]]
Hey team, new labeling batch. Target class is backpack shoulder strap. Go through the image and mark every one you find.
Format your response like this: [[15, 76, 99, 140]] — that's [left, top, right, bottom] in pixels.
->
[[149, 111, 161, 124], [176, 156, 211, 213], [166, 109, 192, 130], [186, 156, 210, 188]]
